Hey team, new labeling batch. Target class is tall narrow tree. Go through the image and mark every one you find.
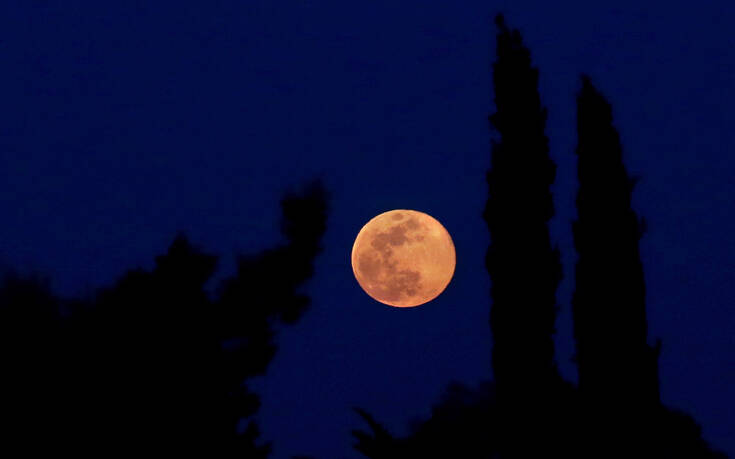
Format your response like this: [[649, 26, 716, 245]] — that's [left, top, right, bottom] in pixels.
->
[[572, 75, 727, 458], [572, 75, 660, 452], [483, 14, 563, 455], [573, 76, 659, 402]]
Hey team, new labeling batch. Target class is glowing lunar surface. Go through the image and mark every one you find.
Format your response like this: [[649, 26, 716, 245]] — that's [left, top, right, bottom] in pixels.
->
[[351, 209, 456, 307]]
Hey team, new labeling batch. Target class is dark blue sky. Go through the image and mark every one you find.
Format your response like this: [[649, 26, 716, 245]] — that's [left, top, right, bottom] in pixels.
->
[[1, 1, 733, 457]]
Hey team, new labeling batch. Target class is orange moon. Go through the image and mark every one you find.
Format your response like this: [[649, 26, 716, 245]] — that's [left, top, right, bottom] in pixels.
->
[[351, 209, 456, 307]]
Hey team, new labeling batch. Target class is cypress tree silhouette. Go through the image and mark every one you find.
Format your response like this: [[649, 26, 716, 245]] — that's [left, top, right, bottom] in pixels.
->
[[572, 75, 658, 454], [484, 13, 562, 390], [0, 180, 328, 457], [573, 76, 726, 458], [482, 13, 565, 457]]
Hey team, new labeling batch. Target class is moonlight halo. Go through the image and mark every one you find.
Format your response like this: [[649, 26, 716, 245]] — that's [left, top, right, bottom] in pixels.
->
[[351, 209, 456, 307]]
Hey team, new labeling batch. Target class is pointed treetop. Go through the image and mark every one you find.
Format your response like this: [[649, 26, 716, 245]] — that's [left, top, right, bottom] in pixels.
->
[[494, 13, 506, 29]]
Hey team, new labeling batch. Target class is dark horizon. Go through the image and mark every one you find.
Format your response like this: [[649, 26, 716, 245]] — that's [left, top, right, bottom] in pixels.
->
[[1, 2, 733, 457]]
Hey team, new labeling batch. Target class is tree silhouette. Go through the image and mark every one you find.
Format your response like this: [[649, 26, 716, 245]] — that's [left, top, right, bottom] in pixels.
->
[[0, 180, 328, 457], [481, 13, 567, 457], [573, 76, 725, 458], [572, 74, 659, 454]]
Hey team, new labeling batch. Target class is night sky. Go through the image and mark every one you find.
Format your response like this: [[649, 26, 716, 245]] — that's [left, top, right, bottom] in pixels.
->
[[2, 1, 733, 457]]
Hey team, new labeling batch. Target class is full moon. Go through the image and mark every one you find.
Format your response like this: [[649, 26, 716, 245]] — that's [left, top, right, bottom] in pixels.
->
[[351, 209, 456, 307]]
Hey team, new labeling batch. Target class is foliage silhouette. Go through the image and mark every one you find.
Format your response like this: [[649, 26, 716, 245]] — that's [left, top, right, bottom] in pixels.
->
[[0, 271, 70, 451], [352, 382, 501, 458], [353, 15, 726, 459], [0, 180, 328, 457]]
